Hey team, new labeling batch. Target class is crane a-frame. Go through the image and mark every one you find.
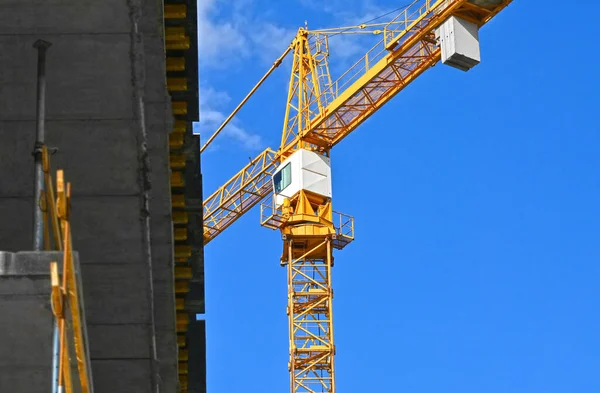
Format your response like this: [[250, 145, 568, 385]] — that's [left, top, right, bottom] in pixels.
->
[[200, 1, 513, 392]]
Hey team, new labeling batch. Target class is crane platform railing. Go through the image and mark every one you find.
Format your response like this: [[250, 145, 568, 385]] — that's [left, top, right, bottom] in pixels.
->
[[259, 194, 355, 250], [308, 0, 448, 112]]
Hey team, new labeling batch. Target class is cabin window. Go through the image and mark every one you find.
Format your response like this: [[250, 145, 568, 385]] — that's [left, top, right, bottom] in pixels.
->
[[274, 163, 292, 193]]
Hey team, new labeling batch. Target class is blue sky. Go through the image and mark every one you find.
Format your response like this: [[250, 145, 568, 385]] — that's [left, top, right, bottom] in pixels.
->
[[194, 1, 600, 392]]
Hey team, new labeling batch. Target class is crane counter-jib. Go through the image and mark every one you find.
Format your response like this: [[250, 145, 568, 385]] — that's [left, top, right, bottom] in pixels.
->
[[202, 0, 513, 245]]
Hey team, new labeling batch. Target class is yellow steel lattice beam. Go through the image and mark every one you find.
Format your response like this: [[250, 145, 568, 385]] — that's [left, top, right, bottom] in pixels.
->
[[285, 237, 336, 393], [203, 148, 278, 244]]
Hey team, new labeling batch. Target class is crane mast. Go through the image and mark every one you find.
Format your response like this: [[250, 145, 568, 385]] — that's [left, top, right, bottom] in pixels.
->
[[266, 189, 349, 393], [202, 1, 513, 392], [261, 30, 354, 393]]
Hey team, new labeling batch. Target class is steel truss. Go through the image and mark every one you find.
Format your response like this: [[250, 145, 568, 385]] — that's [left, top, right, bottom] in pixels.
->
[[284, 237, 336, 393]]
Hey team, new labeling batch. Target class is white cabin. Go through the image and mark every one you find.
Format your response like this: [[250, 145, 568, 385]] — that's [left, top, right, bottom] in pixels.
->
[[272, 149, 332, 207]]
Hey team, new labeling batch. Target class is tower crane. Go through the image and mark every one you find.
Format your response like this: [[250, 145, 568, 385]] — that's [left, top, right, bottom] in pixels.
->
[[199, 1, 513, 392]]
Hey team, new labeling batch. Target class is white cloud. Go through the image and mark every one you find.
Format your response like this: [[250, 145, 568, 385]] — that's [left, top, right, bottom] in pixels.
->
[[221, 123, 262, 150], [299, 0, 393, 23], [327, 34, 368, 62], [249, 23, 297, 64], [197, 0, 250, 68], [197, 86, 263, 152], [197, 0, 296, 68], [200, 86, 231, 108]]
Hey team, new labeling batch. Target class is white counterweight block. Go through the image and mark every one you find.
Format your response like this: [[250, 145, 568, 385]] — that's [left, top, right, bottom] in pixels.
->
[[436, 16, 481, 72]]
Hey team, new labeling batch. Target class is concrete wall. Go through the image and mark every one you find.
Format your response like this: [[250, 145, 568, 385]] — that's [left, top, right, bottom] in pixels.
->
[[0, 1, 178, 392], [0, 251, 93, 393], [0, 252, 61, 392]]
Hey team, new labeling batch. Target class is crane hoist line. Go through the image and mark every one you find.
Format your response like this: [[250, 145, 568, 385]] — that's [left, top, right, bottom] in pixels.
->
[[201, 1, 513, 392]]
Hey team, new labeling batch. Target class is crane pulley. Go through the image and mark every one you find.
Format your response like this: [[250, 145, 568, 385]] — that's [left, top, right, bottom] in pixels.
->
[[200, 1, 513, 392]]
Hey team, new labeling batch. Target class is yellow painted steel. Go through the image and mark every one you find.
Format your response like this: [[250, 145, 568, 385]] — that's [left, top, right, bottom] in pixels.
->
[[285, 238, 336, 393], [202, 0, 513, 246], [203, 148, 278, 244], [57, 173, 91, 393], [42, 146, 62, 250], [279, 31, 330, 155], [42, 152, 93, 393], [261, 190, 353, 393], [200, 46, 293, 153]]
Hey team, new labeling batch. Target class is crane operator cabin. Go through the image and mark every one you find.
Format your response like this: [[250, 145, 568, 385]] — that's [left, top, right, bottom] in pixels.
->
[[273, 149, 333, 208]]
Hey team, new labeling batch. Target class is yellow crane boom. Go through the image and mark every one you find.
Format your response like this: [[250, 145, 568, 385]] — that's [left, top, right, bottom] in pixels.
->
[[202, 0, 512, 246]]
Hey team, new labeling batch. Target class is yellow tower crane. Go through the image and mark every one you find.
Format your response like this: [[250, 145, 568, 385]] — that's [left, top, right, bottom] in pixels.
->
[[200, 1, 513, 392]]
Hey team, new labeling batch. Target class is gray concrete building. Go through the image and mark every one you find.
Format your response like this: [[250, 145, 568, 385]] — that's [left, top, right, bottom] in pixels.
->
[[0, 1, 205, 392]]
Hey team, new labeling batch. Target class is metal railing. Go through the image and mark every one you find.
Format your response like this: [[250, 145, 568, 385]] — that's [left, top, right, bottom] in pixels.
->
[[259, 194, 355, 250], [306, 0, 447, 111]]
